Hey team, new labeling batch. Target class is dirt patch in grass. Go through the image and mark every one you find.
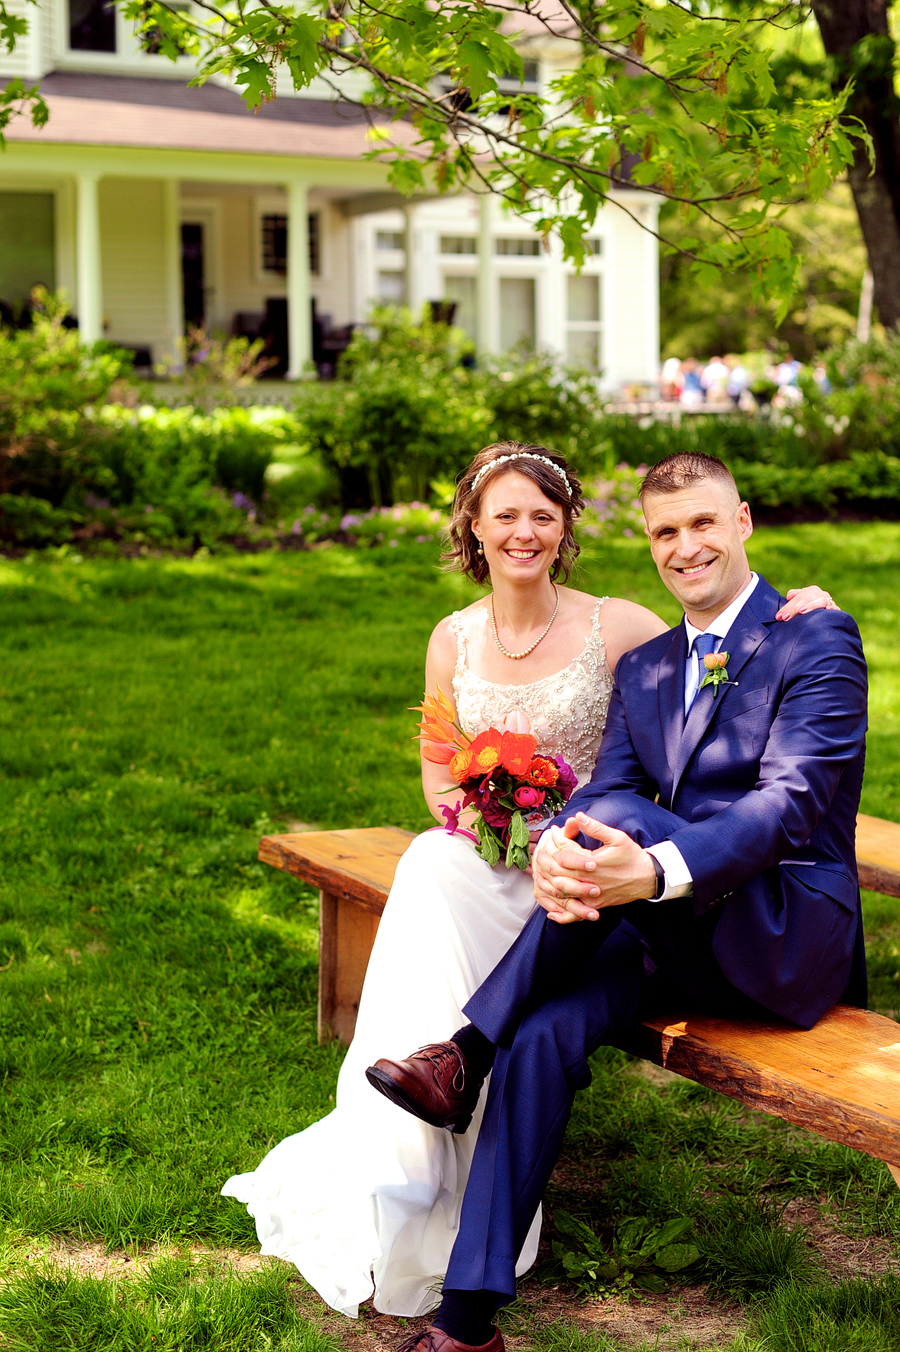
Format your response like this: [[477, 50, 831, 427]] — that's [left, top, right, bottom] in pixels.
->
[[782, 1197, 900, 1281], [21, 1239, 268, 1281], [306, 1284, 749, 1351]]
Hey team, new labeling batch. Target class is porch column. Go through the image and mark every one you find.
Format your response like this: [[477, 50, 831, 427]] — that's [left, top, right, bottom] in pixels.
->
[[477, 193, 493, 353], [403, 203, 416, 310], [285, 179, 312, 379], [162, 178, 183, 358], [75, 170, 102, 344]]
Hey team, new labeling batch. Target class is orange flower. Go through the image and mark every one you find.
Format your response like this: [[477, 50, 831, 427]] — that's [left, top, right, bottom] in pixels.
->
[[416, 712, 457, 744], [449, 747, 474, 782], [499, 731, 538, 775], [527, 755, 560, 787], [703, 651, 729, 671], [422, 740, 458, 765], [410, 686, 470, 756], [467, 728, 503, 775]]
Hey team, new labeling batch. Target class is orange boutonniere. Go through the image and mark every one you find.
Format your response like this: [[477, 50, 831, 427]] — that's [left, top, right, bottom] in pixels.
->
[[698, 651, 737, 697]]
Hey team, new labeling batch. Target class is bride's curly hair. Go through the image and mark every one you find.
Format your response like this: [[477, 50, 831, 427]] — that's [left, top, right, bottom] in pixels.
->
[[443, 442, 584, 586]]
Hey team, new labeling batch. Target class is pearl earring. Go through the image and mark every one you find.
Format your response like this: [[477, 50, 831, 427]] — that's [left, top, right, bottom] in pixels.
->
[[477, 543, 483, 555]]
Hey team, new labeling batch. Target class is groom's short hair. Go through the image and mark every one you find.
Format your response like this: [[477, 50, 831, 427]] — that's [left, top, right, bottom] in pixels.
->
[[640, 453, 740, 505]]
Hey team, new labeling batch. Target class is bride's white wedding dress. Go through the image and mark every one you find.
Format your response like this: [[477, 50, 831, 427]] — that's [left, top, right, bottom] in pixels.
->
[[222, 600, 614, 1318]]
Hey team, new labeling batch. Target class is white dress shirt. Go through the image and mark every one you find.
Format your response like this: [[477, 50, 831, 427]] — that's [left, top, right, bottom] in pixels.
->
[[646, 573, 759, 900]]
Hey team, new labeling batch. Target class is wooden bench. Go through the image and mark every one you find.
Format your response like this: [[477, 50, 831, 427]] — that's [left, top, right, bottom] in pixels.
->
[[259, 819, 900, 1186]]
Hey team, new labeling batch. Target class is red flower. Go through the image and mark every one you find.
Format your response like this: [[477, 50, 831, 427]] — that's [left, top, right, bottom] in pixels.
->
[[513, 785, 545, 809], [500, 731, 538, 775], [467, 728, 504, 776], [527, 755, 560, 787], [482, 799, 513, 830]]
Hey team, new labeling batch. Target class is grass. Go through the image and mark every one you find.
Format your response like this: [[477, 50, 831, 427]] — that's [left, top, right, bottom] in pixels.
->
[[0, 522, 898, 1350]]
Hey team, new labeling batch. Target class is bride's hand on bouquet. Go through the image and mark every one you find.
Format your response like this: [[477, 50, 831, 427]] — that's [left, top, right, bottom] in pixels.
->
[[775, 585, 839, 620]]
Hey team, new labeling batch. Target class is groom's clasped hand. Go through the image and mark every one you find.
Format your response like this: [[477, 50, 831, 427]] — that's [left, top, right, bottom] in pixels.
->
[[532, 813, 658, 923]]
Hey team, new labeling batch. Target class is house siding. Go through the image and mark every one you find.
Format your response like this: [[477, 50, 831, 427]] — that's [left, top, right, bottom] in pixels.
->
[[99, 177, 172, 356]]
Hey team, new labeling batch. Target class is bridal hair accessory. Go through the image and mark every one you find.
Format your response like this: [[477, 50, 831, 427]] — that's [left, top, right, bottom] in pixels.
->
[[411, 693, 577, 870], [470, 453, 573, 498], [492, 583, 560, 659], [698, 651, 736, 697]]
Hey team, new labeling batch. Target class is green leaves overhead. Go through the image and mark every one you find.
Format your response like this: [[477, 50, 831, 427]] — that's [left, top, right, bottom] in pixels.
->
[[2, 0, 867, 308]]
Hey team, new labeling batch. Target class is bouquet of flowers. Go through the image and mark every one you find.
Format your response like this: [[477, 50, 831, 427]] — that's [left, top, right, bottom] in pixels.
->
[[413, 688, 578, 870]]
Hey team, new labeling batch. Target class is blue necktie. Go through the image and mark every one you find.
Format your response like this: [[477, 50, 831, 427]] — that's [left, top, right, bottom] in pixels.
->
[[689, 632, 719, 708]]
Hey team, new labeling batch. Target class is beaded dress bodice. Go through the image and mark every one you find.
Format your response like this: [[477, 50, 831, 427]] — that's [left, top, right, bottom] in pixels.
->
[[450, 598, 614, 788]]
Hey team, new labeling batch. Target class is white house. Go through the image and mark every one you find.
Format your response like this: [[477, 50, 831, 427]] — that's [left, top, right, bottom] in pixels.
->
[[0, 0, 660, 390]]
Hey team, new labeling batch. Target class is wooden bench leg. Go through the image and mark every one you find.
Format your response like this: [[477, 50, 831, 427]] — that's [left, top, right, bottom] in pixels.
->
[[317, 891, 381, 1046], [888, 1163, 900, 1190]]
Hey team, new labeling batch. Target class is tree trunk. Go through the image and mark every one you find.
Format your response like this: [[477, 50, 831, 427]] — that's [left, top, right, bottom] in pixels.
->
[[812, 0, 900, 329]]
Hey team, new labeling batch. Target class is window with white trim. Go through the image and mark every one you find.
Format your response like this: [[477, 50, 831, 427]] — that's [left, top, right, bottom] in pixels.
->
[[69, 0, 116, 51], [443, 274, 477, 339], [440, 236, 477, 255], [495, 238, 541, 257], [260, 213, 321, 277], [565, 273, 602, 371], [499, 277, 536, 350]]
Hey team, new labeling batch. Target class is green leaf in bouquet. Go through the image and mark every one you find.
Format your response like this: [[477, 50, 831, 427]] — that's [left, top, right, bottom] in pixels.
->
[[476, 818, 501, 867], [654, 1243, 700, 1272], [504, 842, 530, 871], [509, 810, 530, 848]]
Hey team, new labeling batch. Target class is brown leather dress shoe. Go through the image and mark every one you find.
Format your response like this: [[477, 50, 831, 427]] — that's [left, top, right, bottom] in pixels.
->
[[365, 1041, 481, 1133], [395, 1326, 503, 1352]]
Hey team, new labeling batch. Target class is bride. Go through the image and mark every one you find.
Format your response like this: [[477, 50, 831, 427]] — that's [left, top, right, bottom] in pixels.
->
[[222, 442, 833, 1319]]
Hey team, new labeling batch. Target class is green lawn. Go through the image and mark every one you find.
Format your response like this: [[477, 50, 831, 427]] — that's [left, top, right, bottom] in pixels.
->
[[0, 523, 898, 1351]]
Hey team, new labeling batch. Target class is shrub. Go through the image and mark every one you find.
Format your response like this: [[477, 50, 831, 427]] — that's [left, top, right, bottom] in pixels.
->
[[92, 405, 291, 505], [579, 465, 646, 538], [297, 310, 494, 506], [297, 307, 611, 509], [151, 327, 276, 412], [479, 349, 606, 467], [0, 288, 132, 504]]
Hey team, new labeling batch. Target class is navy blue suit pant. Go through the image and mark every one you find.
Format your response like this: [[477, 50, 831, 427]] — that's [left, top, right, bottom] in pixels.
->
[[443, 792, 766, 1299]]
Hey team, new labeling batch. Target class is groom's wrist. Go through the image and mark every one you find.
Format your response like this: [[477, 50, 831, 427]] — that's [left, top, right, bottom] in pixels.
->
[[645, 841, 694, 902]]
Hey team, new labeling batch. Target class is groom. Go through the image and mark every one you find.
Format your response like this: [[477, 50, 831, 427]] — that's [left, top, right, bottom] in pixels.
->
[[368, 452, 868, 1352]]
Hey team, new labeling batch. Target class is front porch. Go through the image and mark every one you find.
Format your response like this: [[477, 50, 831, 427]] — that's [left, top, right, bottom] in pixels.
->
[[0, 71, 661, 390], [0, 72, 416, 376]]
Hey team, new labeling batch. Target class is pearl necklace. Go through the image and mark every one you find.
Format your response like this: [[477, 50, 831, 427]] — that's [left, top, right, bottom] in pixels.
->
[[491, 584, 560, 660]]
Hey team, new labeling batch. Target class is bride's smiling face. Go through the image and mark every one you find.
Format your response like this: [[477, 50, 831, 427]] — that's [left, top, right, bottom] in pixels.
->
[[473, 471, 565, 582]]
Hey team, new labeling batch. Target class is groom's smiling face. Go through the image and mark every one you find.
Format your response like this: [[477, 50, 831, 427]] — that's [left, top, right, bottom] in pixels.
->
[[643, 477, 753, 625]]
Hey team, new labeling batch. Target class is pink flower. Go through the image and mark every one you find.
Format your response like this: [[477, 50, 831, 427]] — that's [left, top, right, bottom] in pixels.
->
[[513, 785, 545, 809], [440, 800, 462, 834], [502, 710, 533, 736]]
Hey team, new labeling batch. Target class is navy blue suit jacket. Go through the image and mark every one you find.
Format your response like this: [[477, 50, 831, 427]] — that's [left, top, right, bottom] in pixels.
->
[[555, 576, 868, 1028]]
